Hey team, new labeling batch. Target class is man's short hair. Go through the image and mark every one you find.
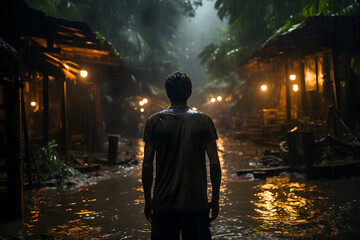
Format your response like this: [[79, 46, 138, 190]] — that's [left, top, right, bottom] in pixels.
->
[[165, 72, 192, 103]]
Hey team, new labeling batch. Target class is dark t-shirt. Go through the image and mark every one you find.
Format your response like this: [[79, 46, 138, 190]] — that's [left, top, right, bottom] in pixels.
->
[[143, 106, 218, 212]]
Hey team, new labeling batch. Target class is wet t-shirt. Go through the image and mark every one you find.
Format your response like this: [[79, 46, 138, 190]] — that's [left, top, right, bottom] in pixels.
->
[[143, 106, 218, 212]]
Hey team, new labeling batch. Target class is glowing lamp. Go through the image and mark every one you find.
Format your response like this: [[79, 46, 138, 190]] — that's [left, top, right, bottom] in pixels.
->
[[143, 98, 148, 104], [140, 108, 145, 112], [290, 74, 296, 81], [217, 96, 222, 101], [30, 101, 36, 107], [139, 101, 144, 106], [64, 64, 69, 70], [80, 70, 88, 78], [211, 98, 216, 103], [192, 107, 197, 110], [292, 84, 299, 92], [260, 85, 268, 92]]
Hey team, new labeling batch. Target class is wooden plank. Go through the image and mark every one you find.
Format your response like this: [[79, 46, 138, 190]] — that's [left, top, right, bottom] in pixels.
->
[[237, 166, 291, 177], [74, 164, 100, 173], [308, 160, 360, 179]]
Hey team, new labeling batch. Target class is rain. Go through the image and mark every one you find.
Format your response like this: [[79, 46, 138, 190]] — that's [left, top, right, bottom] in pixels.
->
[[1, 0, 360, 239]]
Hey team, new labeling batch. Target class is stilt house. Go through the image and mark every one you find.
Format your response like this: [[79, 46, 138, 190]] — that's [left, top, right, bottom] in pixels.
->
[[235, 16, 360, 141]]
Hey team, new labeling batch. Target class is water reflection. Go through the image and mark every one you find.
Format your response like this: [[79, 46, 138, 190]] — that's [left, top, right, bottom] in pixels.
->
[[251, 176, 360, 239], [6, 137, 360, 239], [252, 177, 318, 225], [217, 137, 230, 207]]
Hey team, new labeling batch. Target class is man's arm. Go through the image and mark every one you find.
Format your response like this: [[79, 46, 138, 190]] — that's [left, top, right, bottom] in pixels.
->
[[142, 141, 155, 222], [206, 139, 221, 222]]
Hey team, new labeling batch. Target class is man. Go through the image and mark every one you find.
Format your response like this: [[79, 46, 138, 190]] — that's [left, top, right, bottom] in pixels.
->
[[142, 72, 221, 240]]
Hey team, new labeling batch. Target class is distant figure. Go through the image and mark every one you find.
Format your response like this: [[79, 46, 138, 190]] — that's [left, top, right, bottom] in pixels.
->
[[142, 72, 221, 240]]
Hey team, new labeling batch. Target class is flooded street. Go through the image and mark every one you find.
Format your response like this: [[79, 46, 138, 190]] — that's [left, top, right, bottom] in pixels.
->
[[4, 136, 360, 239]]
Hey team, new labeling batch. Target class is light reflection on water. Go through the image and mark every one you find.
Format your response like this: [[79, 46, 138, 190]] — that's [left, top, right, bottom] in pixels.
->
[[7, 136, 360, 239]]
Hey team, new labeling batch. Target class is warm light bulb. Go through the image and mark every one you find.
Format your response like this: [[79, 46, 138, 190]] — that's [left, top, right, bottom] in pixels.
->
[[290, 74, 296, 81], [143, 98, 148, 104], [30, 101, 36, 107], [139, 101, 144, 106], [217, 96, 222, 101], [140, 108, 144, 112], [192, 107, 197, 110], [261, 85, 267, 91], [80, 70, 88, 78], [292, 84, 299, 92], [211, 98, 216, 103]]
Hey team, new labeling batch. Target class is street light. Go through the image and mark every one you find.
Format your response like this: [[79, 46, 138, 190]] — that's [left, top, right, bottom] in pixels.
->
[[290, 74, 296, 81], [80, 70, 88, 78], [211, 98, 216, 103], [260, 84, 268, 92], [292, 84, 299, 92], [217, 96, 222, 101]]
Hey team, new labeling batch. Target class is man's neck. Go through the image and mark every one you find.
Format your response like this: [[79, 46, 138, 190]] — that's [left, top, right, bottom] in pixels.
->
[[170, 102, 188, 108]]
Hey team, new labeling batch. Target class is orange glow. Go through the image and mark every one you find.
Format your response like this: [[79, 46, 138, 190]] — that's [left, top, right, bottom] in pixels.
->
[[140, 108, 144, 112], [217, 96, 222, 101], [80, 70, 88, 78], [30, 101, 36, 107], [293, 84, 299, 92], [192, 107, 197, 110], [261, 84, 268, 91], [290, 74, 296, 81]]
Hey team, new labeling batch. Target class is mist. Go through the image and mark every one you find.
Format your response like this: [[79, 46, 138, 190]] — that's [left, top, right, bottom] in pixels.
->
[[174, 1, 226, 89]]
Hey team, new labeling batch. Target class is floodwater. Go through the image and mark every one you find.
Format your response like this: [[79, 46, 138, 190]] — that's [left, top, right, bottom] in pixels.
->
[[3, 136, 360, 239]]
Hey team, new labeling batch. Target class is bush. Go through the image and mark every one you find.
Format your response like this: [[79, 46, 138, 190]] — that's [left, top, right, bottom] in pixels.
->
[[37, 140, 74, 180]]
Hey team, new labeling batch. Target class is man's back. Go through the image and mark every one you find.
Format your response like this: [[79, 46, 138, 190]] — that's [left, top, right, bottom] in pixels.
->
[[143, 106, 217, 212], [142, 72, 221, 240]]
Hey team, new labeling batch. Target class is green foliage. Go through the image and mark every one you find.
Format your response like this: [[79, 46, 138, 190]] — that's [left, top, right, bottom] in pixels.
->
[[94, 31, 105, 45], [320, 151, 329, 164], [201, 0, 358, 83], [25, 0, 205, 74], [37, 140, 74, 180]]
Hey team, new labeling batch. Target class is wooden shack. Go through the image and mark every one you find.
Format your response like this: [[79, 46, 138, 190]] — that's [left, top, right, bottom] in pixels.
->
[[0, 0, 133, 154], [235, 16, 360, 141]]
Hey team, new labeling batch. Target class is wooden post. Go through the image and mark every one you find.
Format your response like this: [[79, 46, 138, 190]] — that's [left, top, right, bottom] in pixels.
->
[[287, 127, 298, 168], [88, 84, 92, 153], [285, 60, 291, 121], [21, 86, 32, 188], [330, 47, 340, 110], [43, 75, 49, 147], [315, 57, 319, 93], [61, 79, 68, 156], [108, 135, 118, 165], [302, 132, 316, 180], [93, 84, 103, 151], [299, 60, 309, 116], [6, 81, 23, 219]]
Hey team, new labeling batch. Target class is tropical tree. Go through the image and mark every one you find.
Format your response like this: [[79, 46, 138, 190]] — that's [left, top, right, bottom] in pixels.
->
[[200, 0, 359, 83], [25, 0, 204, 74]]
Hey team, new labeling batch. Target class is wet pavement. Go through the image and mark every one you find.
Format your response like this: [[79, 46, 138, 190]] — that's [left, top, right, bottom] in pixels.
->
[[1, 136, 360, 239]]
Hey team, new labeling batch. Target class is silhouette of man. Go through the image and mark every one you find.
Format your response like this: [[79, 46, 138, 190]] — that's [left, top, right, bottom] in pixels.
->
[[142, 72, 221, 240]]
